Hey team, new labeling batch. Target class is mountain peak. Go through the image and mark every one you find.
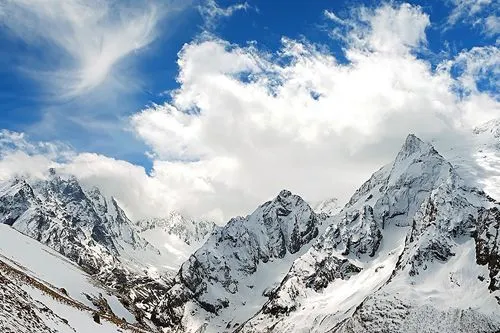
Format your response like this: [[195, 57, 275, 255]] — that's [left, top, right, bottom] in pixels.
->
[[271, 189, 306, 208], [278, 189, 292, 198], [392, 134, 442, 168], [400, 133, 432, 155], [311, 197, 341, 216]]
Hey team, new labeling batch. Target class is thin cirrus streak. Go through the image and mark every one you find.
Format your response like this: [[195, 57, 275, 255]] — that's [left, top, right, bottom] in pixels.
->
[[0, 0, 163, 99]]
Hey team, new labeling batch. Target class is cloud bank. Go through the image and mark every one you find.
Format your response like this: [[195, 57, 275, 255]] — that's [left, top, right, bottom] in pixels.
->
[[0, 3, 498, 223]]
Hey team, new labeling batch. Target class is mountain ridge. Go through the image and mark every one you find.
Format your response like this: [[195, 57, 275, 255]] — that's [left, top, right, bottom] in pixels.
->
[[1, 132, 499, 333]]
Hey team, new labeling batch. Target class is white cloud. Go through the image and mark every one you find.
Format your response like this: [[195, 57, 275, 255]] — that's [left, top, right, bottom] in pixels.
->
[[443, 46, 500, 95], [128, 3, 499, 221], [324, 3, 429, 53], [0, 0, 162, 99], [0, 130, 71, 182], [0, 130, 73, 160], [485, 15, 500, 35], [198, 0, 253, 29], [356, 3, 430, 53], [324, 10, 347, 26], [448, 0, 492, 24], [1, 3, 498, 224], [447, 0, 499, 36]]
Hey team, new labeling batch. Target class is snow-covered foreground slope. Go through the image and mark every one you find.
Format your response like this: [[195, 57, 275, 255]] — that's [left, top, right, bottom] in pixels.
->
[[0, 224, 146, 333], [239, 134, 500, 333]]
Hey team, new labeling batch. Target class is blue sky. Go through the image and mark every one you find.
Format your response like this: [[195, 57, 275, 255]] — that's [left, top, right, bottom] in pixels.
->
[[0, 0, 498, 221]]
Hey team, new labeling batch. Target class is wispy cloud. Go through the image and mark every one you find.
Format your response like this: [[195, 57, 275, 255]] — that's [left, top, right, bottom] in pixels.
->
[[0, 0, 162, 99], [198, 0, 254, 29], [324, 10, 347, 26], [446, 0, 499, 36]]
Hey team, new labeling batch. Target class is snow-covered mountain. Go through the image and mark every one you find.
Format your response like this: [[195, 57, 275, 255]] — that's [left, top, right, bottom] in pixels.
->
[[0, 171, 214, 330], [239, 134, 500, 332], [134, 213, 216, 272], [151, 190, 328, 332], [135, 212, 215, 245], [311, 197, 342, 216], [1, 127, 500, 333]]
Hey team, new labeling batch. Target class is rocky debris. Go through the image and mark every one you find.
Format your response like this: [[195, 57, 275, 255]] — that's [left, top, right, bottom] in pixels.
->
[[0, 272, 62, 333], [334, 294, 500, 333], [0, 254, 149, 333]]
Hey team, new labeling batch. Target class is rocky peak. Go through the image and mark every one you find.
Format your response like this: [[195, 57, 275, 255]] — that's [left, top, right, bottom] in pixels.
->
[[0, 178, 39, 226], [152, 190, 322, 329], [398, 133, 432, 155], [391, 134, 443, 174], [346, 134, 452, 216]]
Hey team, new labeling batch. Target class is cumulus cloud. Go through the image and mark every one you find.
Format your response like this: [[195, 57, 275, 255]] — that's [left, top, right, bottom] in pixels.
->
[[129, 3, 499, 221], [1, 3, 499, 224], [0, 0, 162, 99], [0, 130, 72, 181]]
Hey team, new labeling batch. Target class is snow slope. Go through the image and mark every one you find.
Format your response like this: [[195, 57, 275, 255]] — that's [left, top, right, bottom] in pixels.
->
[[311, 197, 342, 216], [0, 224, 144, 333]]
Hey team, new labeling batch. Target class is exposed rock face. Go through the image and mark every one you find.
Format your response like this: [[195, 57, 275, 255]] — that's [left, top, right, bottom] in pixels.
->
[[0, 177, 117, 275], [474, 207, 500, 291]]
